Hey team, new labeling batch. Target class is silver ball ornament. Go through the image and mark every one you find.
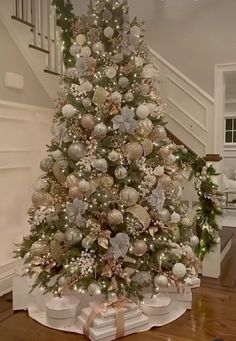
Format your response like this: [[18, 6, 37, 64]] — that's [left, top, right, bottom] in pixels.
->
[[88, 283, 101, 296], [80, 46, 91, 57], [34, 179, 48, 192], [32, 191, 51, 207], [93, 123, 108, 137], [40, 157, 53, 172], [132, 240, 147, 257], [111, 91, 122, 104], [105, 66, 117, 79], [69, 44, 80, 56], [138, 118, 153, 136], [154, 274, 168, 288], [78, 180, 90, 193], [107, 209, 123, 225], [93, 158, 108, 173], [112, 53, 123, 64], [171, 212, 181, 224], [159, 209, 171, 223], [155, 126, 167, 141], [62, 104, 76, 118], [51, 149, 63, 160], [158, 174, 172, 188], [68, 143, 86, 161], [65, 227, 83, 245], [124, 91, 134, 102], [115, 166, 127, 179], [172, 263, 187, 278], [108, 150, 120, 162], [82, 97, 92, 108], [118, 76, 129, 88], [76, 34, 86, 46], [181, 217, 192, 227], [104, 26, 114, 38]]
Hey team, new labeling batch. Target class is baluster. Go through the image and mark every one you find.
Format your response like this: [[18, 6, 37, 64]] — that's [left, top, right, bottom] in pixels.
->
[[21, 0, 24, 20], [46, 0, 52, 71], [16, 0, 21, 19], [31, 0, 37, 46], [40, 0, 45, 49], [53, 5, 59, 72]]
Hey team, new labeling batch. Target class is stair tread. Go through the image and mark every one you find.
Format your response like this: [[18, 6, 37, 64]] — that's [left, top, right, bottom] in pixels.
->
[[221, 227, 234, 252]]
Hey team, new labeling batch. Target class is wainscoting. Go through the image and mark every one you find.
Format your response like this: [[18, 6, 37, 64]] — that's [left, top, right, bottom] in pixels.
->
[[0, 100, 52, 295]]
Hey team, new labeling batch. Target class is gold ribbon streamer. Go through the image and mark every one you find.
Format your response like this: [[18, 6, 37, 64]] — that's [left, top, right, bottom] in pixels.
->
[[83, 298, 131, 339]]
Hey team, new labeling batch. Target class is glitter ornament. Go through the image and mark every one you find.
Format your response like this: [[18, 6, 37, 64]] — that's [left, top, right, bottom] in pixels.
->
[[119, 187, 139, 206], [81, 81, 93, 93], [155, 125, 167, 141], [138, 118, 153, 136], [125, 142, 143, 161], [181, 217, 191, 226], [172, 263, 187, 279], [107, 209, 123, 225], [68, 143, 86, 161], [154, 165, 165, 177], [66, 174, 80, 188], [132, 240, 147, 256], [159, 208, 171, 223], [92, 42, 105, 54], [93, 158, 108, 173], [80, 46, 91, 57], [31, 241, 46, 256], [171, 212, 181, 224], [124, 91, 134, 102], [104, 26, 114, 38], [115, 166, 127, 179], [78, 180, 90, 193], [108, 150, 120, 162], [32, 191, 51, 207], [69, 44, 80, 56], [76, 34, 86, 46], [69, 186, 82, 199], [62, 104, 76, 118], [93, 123, 108, 137], [88, 283, 101, 296], [80, 114, 96, 129], [65, 227, 83, 244], [111, 91, 122, 104], [190, 235, 199, 248], [82, 97, 91, 108], [100, 175, 114, 188], [154, 274, 168, 288], [118, 76, 129, 88], [105, 66, 117, 79]]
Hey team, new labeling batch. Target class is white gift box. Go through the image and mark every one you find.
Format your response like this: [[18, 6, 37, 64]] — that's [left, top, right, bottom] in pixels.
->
[[139, 295, 171, 316], [46, 296, 79, 328], [77, 306, 149, 341]]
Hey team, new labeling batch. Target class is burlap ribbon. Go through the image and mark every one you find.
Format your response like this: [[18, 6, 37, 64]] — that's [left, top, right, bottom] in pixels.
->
[[83, 297, 131, 339]]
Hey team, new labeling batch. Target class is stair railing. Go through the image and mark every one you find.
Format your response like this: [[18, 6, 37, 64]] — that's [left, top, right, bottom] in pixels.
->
[[12, 0, 64, 75]]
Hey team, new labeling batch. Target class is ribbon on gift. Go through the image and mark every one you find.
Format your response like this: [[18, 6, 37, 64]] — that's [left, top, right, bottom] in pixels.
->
[[83, 297, 131, 339]]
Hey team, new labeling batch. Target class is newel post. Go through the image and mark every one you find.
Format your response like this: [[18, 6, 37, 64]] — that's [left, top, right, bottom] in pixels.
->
[[201, 154, 223, 278]]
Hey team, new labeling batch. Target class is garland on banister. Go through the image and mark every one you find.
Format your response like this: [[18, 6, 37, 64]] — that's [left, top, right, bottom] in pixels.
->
[[175, 149, 223, 260], [52, 0, 76, 68], [52, 0, 223, 261]]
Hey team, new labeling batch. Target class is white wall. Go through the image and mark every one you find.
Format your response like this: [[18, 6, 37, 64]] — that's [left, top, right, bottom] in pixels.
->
[[0, 100, 52, 295], [0, 19, 53, 108]]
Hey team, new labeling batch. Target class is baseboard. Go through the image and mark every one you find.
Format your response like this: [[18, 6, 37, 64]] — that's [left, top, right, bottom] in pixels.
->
[[0, 259, 20, 296]]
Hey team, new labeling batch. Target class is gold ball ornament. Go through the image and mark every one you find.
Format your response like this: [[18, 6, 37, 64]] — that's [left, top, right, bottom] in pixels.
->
[[138, 118, 153, 137], [132, 240, 147, 257], [119, 187, 139, 206], [125, 142, 143, 161], [80, 114, 96, 130], [107, 209, 123, 225], [30, 241, 46, 256], [100, 175, 114, 188]]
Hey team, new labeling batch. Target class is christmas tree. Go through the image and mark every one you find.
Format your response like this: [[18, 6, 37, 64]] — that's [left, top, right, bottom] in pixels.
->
[[18, 0, 207, 300]]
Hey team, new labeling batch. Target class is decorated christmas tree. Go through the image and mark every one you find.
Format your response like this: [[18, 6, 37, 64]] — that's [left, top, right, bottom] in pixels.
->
[[17, 0, 222, 300]]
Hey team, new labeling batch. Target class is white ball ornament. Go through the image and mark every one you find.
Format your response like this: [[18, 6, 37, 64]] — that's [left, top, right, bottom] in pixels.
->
[[65, 227, 83, 244], [171, 212, 181, 224], [104, 26, 114, 38], [88, 283, 101, 296], [78, 180, 90, 193], [93, 158, 108, 173], [80, 114, 96, 130], [62, 104, 76, 118], [76, 34, 86, 46], [105, 66, 117, 79], [107, 209, 123, 225], [154, 275, 168, 288], [136, 104, 150, 119], [118, 76, 129, 88], [119, 187, 139, 206], [172, 263, 187, 279], [68, 143, 86, 161], [80, 46, 91, 57], [190, 235, 199, 248], [124, 91, 134, 102], [125, 142, 143, 161], [93, 123, 108, 137], [115, 166, 127, 179]]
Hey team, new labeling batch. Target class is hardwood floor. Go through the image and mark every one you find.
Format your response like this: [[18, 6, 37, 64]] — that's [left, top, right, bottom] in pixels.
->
[[1, 230, 236, 341]]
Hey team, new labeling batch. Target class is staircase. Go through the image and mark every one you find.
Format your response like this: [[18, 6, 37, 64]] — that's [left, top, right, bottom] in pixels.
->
[[0, 0, 64, 100], [0, 0, 232, 280]]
